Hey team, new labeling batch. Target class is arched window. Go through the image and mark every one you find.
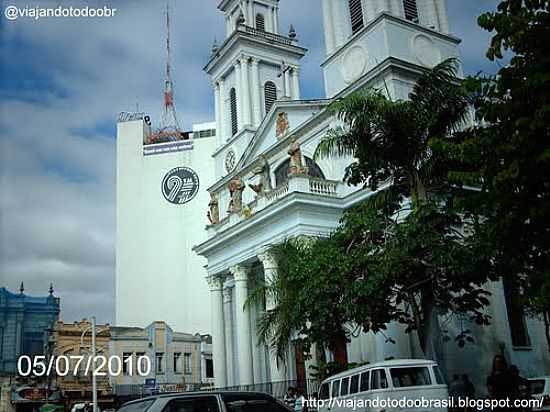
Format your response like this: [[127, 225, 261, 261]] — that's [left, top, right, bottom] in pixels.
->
[[264, 81, 277, 114], [256, 13, 265, 31], [348, 0, 364, 34], [403, 0, 419, 22], [230, 88, 238, 136], [274, 157, 326, 187]]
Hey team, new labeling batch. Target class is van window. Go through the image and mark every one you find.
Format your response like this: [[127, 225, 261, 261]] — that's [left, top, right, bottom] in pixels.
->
[[529, 379, 546, 395], [319, 382, 330, 400], [163, 396, 219, 412], [118, 400, 155, 412], [433, 366, 446, 385], [331, 380, 340, 398], [390, 367, 432, 387], [371, 369, 388, 390], [360, 371, 369, 392], [340, 377, 349, 396], [350, 374, 359, 394]]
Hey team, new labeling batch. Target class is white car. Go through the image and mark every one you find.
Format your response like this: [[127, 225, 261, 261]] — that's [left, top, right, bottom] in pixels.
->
[[70, 403, 102, 412], [317, 359, 448, 412], [530, 377, 550, 411]]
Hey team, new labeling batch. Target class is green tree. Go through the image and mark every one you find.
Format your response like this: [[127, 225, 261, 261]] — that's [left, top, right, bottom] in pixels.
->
[[249, 60, 494, 365], [445, 0, 550, 351]]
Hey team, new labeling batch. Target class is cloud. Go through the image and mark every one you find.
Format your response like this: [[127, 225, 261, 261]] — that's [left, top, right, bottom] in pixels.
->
[[0, 0, 505, 325]]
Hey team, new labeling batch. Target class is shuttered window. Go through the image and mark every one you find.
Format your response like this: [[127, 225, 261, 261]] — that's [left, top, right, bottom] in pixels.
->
[[403, 0, 419, 22], [256, 13, 265, 31], [230, 88, 238, 135], [349, 0, 364, 34], [264, 81, 277, 114]]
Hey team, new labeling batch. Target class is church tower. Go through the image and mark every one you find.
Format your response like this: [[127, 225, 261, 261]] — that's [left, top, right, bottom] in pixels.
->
[[320, 0, 461, 98], [205, 0, 307, 178]]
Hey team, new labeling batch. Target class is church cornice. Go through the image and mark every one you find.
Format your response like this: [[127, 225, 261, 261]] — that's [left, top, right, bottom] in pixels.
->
[[321, 12, 461, 68], [204, 25, 306, 75]]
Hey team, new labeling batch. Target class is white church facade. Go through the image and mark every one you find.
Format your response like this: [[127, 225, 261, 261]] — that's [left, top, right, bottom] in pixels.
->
[[115, 0, 550, 395], [193, 0, 550, 394]]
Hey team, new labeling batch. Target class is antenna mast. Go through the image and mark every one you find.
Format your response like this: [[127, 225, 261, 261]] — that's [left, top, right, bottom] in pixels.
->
[[149, 3, 183, 144]]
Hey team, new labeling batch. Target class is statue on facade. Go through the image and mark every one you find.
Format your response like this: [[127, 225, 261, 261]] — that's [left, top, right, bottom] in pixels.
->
[[248, 155, 272, 195], [276, 112, 289, 139], [227, 177, 245, 213], [288, 138, 308, 175], [207, 192, 220, 224]]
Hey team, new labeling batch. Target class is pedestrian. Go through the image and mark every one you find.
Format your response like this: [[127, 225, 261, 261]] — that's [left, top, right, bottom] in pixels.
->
[[284, 386, 296, 409], [510, 364, 532, 411], [295, 388, 307, 412], [449, 374, 467, 411], [462, 374, 475, 398], [486, 354, 519, 410]]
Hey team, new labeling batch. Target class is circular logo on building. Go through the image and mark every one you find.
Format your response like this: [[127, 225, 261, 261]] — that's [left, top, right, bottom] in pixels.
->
[[161, 167, 200, 205], [225, 149, 237, 173]]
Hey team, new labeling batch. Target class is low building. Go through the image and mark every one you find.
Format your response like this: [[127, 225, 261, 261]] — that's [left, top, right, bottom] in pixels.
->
[[109, 321, 213, 401], [51, 319, 113, 411]]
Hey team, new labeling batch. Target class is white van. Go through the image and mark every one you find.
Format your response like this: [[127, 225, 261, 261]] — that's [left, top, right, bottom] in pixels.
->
[[317, 359, 448, 412]]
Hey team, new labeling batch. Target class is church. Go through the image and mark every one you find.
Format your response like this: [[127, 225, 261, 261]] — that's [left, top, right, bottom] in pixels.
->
[[115, 0, 550, 396]]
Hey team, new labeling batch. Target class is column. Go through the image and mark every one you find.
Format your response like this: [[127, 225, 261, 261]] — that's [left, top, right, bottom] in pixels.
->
[[257, 250, 287, 382], [226, 15, 231, 35], [283, 68, 290, 98], [291, 67, 301, 100], [240, 57, 252, 127], [434, 0, 449, 33], [214, 82, 221, 147], [231, 265, 254, 385], [207, 276, 227, 387], [251, 58, 262, 126], [273, 6, 279, 34], [223, 287, 234, 386], [322, 0, 335, 55], [218, 78, 226, 143], [364, 0, 376, 22], [375, 0, 387, 14], [234, 61, 243, 131], [331, 0, 346, 49], [250, 298, 263, 384], [247, 0, 254, 26]]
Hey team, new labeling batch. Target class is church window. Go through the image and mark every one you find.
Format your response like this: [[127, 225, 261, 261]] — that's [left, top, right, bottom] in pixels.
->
[[348, 0, 364, 34], [230, 87, 238, 136], [264, 81, 277, 114], [403, 0, 419, 22], [274, 157, 325, 187], [256, 13, 265, 31]]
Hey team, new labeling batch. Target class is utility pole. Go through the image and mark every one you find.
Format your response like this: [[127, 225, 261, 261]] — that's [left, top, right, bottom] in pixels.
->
[[92, 316, 97, 412]]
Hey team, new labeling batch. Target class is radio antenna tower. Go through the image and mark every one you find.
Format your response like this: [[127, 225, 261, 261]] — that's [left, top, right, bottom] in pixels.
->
[[149, 3, 183, 144]]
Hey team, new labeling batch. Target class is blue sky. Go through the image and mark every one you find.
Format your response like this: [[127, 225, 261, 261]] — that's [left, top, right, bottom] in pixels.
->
[[0, 0, 504, 325]]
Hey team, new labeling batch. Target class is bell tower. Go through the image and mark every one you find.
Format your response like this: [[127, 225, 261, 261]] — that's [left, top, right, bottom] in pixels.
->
[[320, 0, 460, 98], [205, 0, 307, 171]]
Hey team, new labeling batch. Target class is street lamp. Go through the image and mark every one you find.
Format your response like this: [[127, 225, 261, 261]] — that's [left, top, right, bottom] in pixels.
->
[[80, 317, 108, 412]]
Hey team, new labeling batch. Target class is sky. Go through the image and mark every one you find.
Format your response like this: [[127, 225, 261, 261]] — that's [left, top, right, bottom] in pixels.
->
[[0, 0, 505, 326]]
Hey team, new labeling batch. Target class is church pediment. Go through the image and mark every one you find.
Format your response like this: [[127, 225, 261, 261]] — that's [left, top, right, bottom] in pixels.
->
[[238, 99, 330, 170]]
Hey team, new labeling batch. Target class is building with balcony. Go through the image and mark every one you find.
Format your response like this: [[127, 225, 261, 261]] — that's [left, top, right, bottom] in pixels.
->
[[192, 0, 550, 394], [109, 321, 213, 401], [51, 319, 113, 410], [0, 285, 59, 375]]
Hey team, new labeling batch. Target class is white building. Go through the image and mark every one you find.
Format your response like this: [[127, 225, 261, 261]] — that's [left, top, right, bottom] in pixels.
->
[[116, 119, 216, 333], [194, 0, 550, 393]]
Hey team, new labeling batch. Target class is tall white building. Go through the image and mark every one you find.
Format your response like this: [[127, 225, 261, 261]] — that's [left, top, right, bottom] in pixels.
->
[[194, 0, 550, 392], [116, 119, 216, 333]]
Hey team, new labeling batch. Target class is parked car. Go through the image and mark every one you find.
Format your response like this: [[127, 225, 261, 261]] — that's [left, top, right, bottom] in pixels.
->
[[71, 403, 102, 412], [117, 391, 293, 412], [317, 359, 448, 412], [529, 377, 550, 411]]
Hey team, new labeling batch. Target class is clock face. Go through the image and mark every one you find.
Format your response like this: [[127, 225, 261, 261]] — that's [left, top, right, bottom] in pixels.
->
[[225, 149, 236, 173], [161, 167, 200, 205]]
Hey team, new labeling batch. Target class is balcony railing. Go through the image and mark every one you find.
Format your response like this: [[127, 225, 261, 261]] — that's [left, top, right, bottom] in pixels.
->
[[241, 25, 294, 46]]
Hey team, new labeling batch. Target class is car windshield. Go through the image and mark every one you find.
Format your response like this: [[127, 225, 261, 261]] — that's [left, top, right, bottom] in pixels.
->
[[222, 394, 290, 412], [529, 379, 546, 395], [117, 400, 155, 412]]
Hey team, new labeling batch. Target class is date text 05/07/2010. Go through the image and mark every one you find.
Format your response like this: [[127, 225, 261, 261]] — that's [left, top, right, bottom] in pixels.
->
[[17, 354, 152, 377]]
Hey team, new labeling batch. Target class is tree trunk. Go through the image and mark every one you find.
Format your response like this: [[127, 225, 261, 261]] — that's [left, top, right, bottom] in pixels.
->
[[544, 310, 550, 356], [331, 335, 349, 367], [420, 290, 443, 365]]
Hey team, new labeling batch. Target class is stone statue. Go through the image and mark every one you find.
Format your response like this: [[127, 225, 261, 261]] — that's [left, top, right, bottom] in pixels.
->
[[207, 192, 220, 224], [276, 112, 289, 139], [227, 178, 245, 213], [288, 138, 308, 175], [248, 155, 272, 195]]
